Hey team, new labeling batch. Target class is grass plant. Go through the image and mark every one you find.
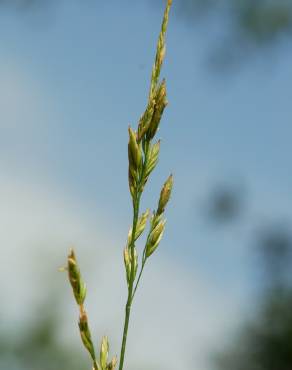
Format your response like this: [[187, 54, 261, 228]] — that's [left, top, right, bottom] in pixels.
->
[[62, 1, 173, 369]]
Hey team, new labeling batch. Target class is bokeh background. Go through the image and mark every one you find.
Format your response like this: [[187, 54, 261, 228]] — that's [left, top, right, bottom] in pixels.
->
[[1, 1, 292, 369]]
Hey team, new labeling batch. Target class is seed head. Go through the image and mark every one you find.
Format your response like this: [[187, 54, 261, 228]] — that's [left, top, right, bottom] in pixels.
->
[[128, 127, 142, 171], [157, 174, 173, 214], [128, 209, 150, 243], [107, 356, 118, 370], [147, 80, 168, 140], [149, 0, 172, 99], [142, 141, 160, 190], [79, 310, 96, 361], [123, 246, 138, 285], [100, 336, 109, 370], [145, 219, 166, 258], [67, 249, 87, 305]]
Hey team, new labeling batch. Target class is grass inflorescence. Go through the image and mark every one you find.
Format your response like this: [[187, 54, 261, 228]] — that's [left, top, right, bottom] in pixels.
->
[[62, 1, 173, 369]]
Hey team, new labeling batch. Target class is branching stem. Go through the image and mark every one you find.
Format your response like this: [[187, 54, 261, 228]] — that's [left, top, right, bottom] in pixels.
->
[[119, 143, 150, 370], [118, 192, 141, 370], [118, 2, 172, 369]]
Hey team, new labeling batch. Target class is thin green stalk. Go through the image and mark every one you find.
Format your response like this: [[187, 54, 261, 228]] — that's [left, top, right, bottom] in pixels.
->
[[119, 140, 150, 370], [132, 217, 154, 301], [119, 192, 141, 370], [132, 258, 146, 301]]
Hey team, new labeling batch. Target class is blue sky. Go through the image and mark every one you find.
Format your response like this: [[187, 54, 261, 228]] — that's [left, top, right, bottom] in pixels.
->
[[1, 0, 292, 368]]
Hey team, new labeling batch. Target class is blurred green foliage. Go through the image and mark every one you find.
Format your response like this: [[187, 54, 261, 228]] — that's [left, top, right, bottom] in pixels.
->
[[215, 288, 292, 370], [178, 0, 292, 43], [212, 211, 292, 370], [2, 0, 291, 67], [3, 0, 292, 46], [175, 0, 292, 67], [0, 305, 85, 370]]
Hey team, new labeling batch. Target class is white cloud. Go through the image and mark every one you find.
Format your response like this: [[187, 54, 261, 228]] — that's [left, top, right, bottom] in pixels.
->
[[0, 174, 240, 370]]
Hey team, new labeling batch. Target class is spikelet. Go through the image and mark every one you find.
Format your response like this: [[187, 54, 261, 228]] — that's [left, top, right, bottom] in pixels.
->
[[141, 141, 160, 190], [149, 0, 172, 100], [79, 310, 96, 361], [145, 219, 166, 258], [147, 80, 168, 140], [107, 356, 118, 370], [127, 209, 150, 243], [67, 249, 87, 306], [128, 127, 142, 197], [157, 174, 173, 215], [100, 336, 109, 370], [123, 246, 138, 285], [137, 99, 155, 143]]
